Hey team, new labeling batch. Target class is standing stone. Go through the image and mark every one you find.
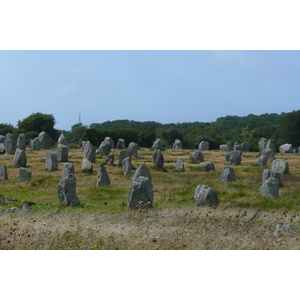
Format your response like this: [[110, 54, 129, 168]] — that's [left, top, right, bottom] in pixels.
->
[[97, 164, 110, 186], [198, 141, 209, 150], [62, 163, 74, 180], [241, 142, 251, 152], [0, 164, 8, 180], [84, 141, 96, 163], [122, 156, 131, 176], [152, 138, 162, 149], [257, 155, 268, 166], [226, 141, 234, 152], [233, 142, 242, 151], [190, 150, 204, 163], [0, 143, 5, 154], [128, 142, 138, 158], [225, 150, 242, 165], [262, 169, 283, 187], [57, 144, 68, 162], [194, 185, 219, 207], [99, 141, 111, 156], [219, 145, 227, 151], [104, 137, 114, 149], [31, 137, 41, 150], [198, 162, 215, 171], [262, 169, 271, 183], [46, 150, 58, 171], [118, 150, 131, 166], [261, 148, 275, 162], [81, 158, 93, 173], [17, 134, 26, 150], [266, 139, 276, 153], [279, 143, 293, 154], [19, 168, 32, 182], [0, 135, 4, 143], [152, 149, 164, 168], [58, 134, 68, 146], [258, 138, 268, 155], [38, 131, 52, 149], [105, 153, 115, 164], [220, 166, 236, 182], [4, 133, 16, 155], [128, 176, 153, 208], [58, 174, 80, 206], [271, 159, 289, 174], [12, 149, 26, 168], [173, 139, 183, 149], [175, 158, 185, 172], [117, 138, 125, 149], [132, 164, 152, 182], [260, 177, 279, 198]]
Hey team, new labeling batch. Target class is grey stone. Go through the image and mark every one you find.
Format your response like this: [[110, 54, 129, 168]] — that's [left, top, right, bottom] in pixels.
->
[[81, 157, 93, 173], [220, 166, 236, 182], [118, 150, 131, 166], [262, 169, 271, 183], [194, 185, 219, 207], [262, 169, 283, 187], [58, 174, 80, 206], [173, 139, 183, 149], [226, 141, 234, 152], [12, 149, 26, 168], [128, 176, 153, 208], [84, 141, 96, 163], [128, 142, 138, 158], [58, 134, 68, 146], [198, 162, 215, 171], [19, 168, 32, 182], [0, 135, 4, 143], [0, 164, 8, 180], [198, 141, 209, 150], [0, 143, 5, 154], [279, 143, 293, 154], [97, 164, 110, 186], [122, 156, 131, 176], [175, 158, 185, 171], [241, 142, 251, 152], [257, 155, 268, 166], [258, 138, 268, 155], [17, 134, 26, 150], [99, 141, 111, 156], [274, 222, 300, 236], [46, 150, 58, 171], [190, 150, 204, 163], [152, 149, 164, 168], [233, 142, 242, 151], [62, 163, 74, 180], [261, 148, 275, 162], [266, 139, 276, 153], [116, 138, 125, 149], [105, 153, 114, 164], [132, 164, 152, 182], [104, 137, 114, 149], [225, 150, 242, 165], [4, 133, 16, 155], [57, 144, 68, 162], [31, 137, 40, 150], [219, 144, 227, 151], [260, 177, 279, 198], [38, 131, 52, 149], [271, 159, 289, 174], [152, 138, 162, 149]]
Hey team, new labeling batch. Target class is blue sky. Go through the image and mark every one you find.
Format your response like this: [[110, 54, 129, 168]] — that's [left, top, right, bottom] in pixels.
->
[[1, 50, 300, 131]]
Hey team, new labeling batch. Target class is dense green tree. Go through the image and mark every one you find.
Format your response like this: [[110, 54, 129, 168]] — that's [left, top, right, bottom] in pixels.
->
[[0, 123, 15, 136], [279, 110, 300, 146]]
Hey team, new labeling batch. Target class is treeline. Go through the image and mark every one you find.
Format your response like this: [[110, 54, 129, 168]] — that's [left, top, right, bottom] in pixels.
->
[[1, 111, 300, 151]]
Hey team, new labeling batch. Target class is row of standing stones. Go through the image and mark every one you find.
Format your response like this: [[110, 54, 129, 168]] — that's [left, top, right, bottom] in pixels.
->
[[0, 133, 295, 209]]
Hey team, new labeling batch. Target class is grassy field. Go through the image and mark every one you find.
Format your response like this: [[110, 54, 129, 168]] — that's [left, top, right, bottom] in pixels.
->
[[1, 146, 300, 250]]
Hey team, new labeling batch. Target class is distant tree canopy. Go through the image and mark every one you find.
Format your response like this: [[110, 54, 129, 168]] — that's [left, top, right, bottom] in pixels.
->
[[279, 110, 300, 146], [0, 123, 15, 136]]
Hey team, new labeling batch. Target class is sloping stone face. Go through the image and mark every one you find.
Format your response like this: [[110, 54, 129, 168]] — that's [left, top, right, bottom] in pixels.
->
[[57, 144, 68, 162], [99, 141, 111, 156], [175, 158, 185, 171], [97, 164, 110, 186], [173, 139, 183, 149], [152, 149, 164, 168], [58, 134, 68, 146], [128, 142, 138, 158], [19, 168, 31, 182], [132, 164, 152, 182], [12, 149, 26, 168], [198, 141, 209, 150], [128, 176, 153, 208], [190, 150, 204, 163], [84, 141, 96, 163], [220, 166, 236, 182], [4, 133, 16, 155], [31, 137, 41, 150], [117, 139, 125, 149], [241, 142, 250, 152], [260, 177, 279, 198], [225, 150, 242, 165], [38, 131, 52, 149], [194, 185, 219, 207], [62, 163, 74, 180], [122, 157, 131, 176], [81, 158, 93, 173], [226, 141, 234, 152], [17, 134, 26, 150], [271, 159, 289, 174], [104, 137, 114, 149], [0, 164, 8, 180], [152, 139, 162, 149], [198, 162, 215, 171], [46, 150, 58, 171], [58, 174, 80, 206], [118, 150, 131, 166], [279, 143, 293, 154], [257, 155, 268, 166], [105, 153, 114, 164]]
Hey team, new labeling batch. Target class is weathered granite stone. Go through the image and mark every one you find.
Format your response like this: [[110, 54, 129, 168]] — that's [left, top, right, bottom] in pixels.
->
[[81, 157, 93, 173], [258, 138, 268, 155], [57, 144, 68, 162], [260, 177, 279, 198], [128, 176, 153, 208], [46, 150, 58, 171], [104, 137, 114, 149], [118, 150, 131, 166], [198, 162, 215, 171], [257, 155, 268, 166], [219, 144, 227, 151], [261, 148, 275, 162], [12, 149, 26, 168], [233, 142, 242, 151], [226, 141, 234, 152], [190, 150, 204, 163], [19, 168, 31, 182], [175, 158, 185, 171], [220, 166, 236, 182], [0, 135, 4, 143], [173, 139, 183, 149], [262, 169, 271, 183], [31, 137, 41, 150], [62, 162, 74, 180], [128, 142, 138, 158], [279, 143, 293, 154], [99, 141, 111, 156], [4, 133, 16, 155], [194, 185, 219, 207], [58, 174, 80, 206], [38, 131, 52, 149], [117, 139, 125, 149], [152, 138, 163, 149], [266, 139, 276, 153], [97, 164, 110, 186], [262, 169, 283, 187], [122, 156, 131, 176], [0, 143, 5, 154], [132, 164, 152, 182], [152, 149, 164, 168], [225, 150, 242, 165], [198, 141, 209, 151], [105, 153, 114, 164], [84, 141, 96, 163], [58, 134, 68, 146], [271, 159, 289, 174], [17, 134, 26, 150], [241, 142, 251, 152], [0, 164, 8, 180]]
